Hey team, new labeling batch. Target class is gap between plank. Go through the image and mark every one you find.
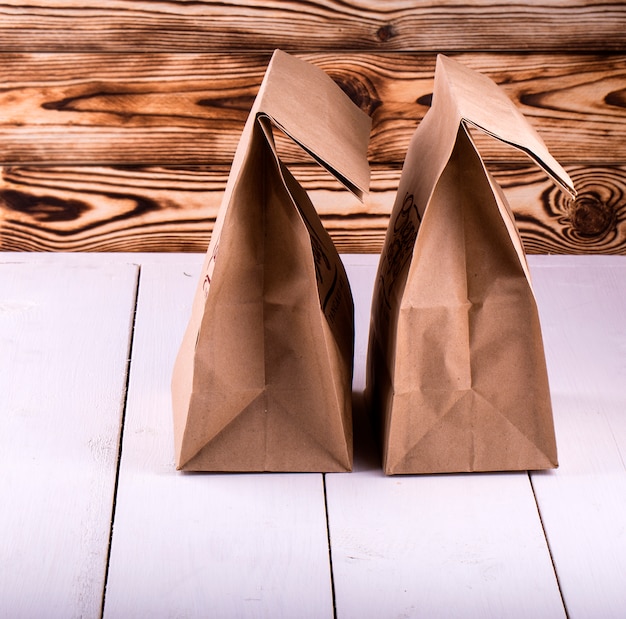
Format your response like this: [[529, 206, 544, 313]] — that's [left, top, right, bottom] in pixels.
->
[[323, 473, 339, 619], [99, 264, 142, 619], [528, 472, 570, 619]]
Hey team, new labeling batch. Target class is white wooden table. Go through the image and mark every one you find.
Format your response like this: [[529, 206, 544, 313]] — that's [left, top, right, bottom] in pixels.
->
[[1, 252, 625, 619]]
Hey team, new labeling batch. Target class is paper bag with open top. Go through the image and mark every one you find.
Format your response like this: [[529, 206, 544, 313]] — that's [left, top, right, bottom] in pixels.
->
[[367, 54, 576, 475], [172, 50, 371, 472]]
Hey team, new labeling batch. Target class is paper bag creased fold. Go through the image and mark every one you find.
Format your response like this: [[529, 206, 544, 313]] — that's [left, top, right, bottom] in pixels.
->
[[172, 50, 371, 472], [367, 54, 575, 475]]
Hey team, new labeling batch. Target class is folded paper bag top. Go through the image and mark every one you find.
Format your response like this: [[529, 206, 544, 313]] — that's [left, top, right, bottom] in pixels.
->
[[367, 54, 576, 475], [171, 50, 371, 472]]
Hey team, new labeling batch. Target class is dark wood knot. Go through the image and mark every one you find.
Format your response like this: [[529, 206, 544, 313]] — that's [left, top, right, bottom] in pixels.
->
[[568, 193, 616, 238], [376, 24, 397, 42], [416, 93, 433, 107], [332, 73, 382, 117], [0, 188, 90, 222]]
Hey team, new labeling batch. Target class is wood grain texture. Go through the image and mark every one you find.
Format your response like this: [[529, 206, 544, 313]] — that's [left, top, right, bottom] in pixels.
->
[[0, 0, 624, 52], [0, 165, 224, 252], [1, 3, 624, 253], [0, 261, 138, 618], [1, 52, 625, 166], [2, 163, 625, 254]]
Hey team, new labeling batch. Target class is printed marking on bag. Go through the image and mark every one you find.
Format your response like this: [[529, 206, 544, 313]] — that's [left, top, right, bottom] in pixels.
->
[[323, 268, 346, 324], [202, 237, 220, 298], [310, 231, 331, 288], [380, 192, 422, 310], [304, 219, 349, 327]]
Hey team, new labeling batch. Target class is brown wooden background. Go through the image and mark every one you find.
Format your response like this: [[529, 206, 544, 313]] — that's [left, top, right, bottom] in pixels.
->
[[1, 1, 625, 254]]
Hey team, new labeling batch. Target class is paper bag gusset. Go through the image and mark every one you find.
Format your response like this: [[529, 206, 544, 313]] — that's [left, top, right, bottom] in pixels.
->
[[171, 50, 371, 472], [367, 54, 576, 475]]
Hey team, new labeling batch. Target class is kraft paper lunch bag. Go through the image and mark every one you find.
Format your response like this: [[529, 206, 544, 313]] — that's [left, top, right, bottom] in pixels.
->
[[367, 54, 577, 475], [172, 50, 371, 472]]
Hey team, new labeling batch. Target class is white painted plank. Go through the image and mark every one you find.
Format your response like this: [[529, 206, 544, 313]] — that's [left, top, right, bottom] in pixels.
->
[[326, 255, 566, 619], [328, 469, 566, 619], [0, 252, 203, 266], [530, 259, 626, 619], [0, 260, 138, 619], [103, 258, 334, 619]]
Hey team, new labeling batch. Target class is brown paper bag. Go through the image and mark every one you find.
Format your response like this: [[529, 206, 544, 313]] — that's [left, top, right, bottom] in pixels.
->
[[367, 55, 576, 475], [171, 50, 371, 472]]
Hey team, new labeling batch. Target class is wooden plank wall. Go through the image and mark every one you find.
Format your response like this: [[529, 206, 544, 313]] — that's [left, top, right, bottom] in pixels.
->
[[0, 0, 625, 254]]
